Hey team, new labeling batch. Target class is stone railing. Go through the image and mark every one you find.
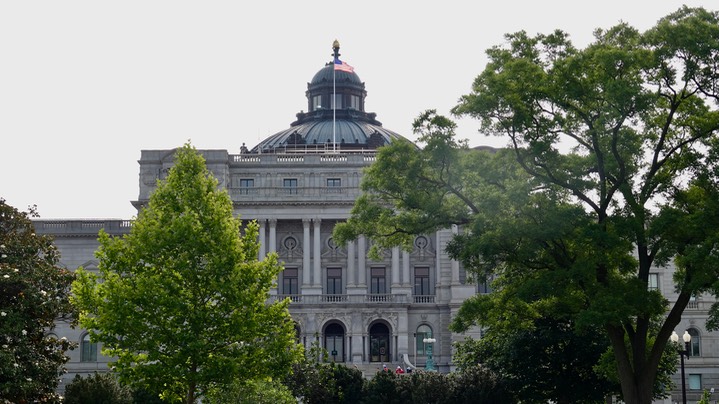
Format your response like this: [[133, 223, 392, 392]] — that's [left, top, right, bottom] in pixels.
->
[[230, 186, 359, 200], [413, 295, 436, 304], [270, 294, 412, 305], [34, 220, 133, 236], [229, 152, 376, 166]]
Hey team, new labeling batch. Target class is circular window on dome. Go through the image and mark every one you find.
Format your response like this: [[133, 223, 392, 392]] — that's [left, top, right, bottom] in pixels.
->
[[415, 236, 428, 250], [284, 236, 298, 250]]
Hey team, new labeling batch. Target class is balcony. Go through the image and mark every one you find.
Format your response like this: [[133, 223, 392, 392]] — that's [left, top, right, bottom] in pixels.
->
[[270, 294, 411, 305]]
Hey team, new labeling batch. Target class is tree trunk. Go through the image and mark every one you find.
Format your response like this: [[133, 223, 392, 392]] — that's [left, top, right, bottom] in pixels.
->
[[185, 362, 197, 404]]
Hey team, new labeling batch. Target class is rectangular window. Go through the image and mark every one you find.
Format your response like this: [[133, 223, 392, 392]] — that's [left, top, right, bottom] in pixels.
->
[[283, 178, 298, 194], [283, 268, 298, 296], [327, 267, 342, 295], [648, 273, 659, 291], [239, 178, 254, 195], [688, 374, 702, 390], [331, 94, 343, 109], [414, 267, 430, 295], [350, 95, 360, 110], [370, 267, 386, 294], [327, 178, 341, 187], [478, 280, 493, 294], [312, 95, 322, 110]]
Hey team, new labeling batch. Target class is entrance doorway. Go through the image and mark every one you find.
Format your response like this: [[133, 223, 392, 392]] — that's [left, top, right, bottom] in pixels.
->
[[324, 323, 345, 362], [369, 323, 390, 362]]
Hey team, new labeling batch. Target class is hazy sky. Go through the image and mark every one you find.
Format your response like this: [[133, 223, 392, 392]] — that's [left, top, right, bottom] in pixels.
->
[[0, 1, 712, 219]]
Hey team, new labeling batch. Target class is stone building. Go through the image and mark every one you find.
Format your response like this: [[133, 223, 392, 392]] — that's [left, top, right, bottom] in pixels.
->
[[35, 42, 479, 391], [34, 42, 717, 400]]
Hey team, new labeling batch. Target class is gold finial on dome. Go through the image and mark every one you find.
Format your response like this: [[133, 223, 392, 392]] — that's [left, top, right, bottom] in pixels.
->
[[333, 39, 340, 49]]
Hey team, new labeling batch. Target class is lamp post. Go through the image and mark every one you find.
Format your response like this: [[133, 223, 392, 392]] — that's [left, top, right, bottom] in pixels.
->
[[670, 330, 692, 404], [423, 337, 436, 371]]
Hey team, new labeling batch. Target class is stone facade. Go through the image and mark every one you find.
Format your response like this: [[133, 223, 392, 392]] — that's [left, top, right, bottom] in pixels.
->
[[32, 42, 719, 400], [35, 149, 481, 391]]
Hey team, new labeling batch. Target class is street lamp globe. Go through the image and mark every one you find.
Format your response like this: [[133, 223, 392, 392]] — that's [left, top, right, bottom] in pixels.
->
[[422, 337, 437, 371], [670, 330, 692, 404]]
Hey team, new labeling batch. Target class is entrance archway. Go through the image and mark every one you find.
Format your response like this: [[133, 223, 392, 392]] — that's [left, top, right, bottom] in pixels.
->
[[324, 322, 345, 362], [369, 322, 390, 362]]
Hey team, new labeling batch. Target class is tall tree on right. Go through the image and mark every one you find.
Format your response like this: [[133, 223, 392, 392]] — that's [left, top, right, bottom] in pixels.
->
[[451, 7, 719, 403]]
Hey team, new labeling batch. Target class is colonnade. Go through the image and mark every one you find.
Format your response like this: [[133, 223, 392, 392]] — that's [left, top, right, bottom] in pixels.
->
[[255, 218, 461, 293]]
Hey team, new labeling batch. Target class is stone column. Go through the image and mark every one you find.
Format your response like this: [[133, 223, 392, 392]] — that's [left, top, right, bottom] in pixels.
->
[[258, 219, 266, 259], [435, 230, 442, 287], [302, 219, 311, 287], [451, 224, 460, 284], [391, 247, 400, 287], [268, 219, 277, 254], [313, 218, 322, 288], [347, 240, 356, 287], [358, 236, 366, 288], [402, 250, 410, 286]]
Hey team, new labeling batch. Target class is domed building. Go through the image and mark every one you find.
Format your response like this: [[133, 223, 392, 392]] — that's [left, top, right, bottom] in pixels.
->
[[34, 42, 719, 401], [36, 42, 480, 387]]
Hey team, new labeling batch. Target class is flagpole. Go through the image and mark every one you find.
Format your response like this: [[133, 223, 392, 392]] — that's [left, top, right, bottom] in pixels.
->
[[332, 40, 338, 153]]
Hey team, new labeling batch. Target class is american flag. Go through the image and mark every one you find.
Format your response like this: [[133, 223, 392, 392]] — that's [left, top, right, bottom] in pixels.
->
[[334, 59, 354, 73]]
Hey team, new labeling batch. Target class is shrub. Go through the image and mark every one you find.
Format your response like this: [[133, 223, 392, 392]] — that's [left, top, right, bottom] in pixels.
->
[[63, 373, 132, 404]]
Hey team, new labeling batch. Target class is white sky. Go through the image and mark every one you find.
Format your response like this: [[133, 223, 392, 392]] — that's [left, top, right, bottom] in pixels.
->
[[0, 1, 712, 219]]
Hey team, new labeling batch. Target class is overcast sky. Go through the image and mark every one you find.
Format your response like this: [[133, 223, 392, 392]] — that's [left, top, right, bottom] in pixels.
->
[[0, 1, 712, 219]]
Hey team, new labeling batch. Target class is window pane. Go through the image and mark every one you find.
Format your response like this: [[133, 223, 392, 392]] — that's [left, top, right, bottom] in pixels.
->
[[648, 273, 658, 291], [81, 334, 97, 362], [688, 374, 702, 390], [688, 328, 701, 356], [416, 325, 432, 355], [331, 94, 343, 109], [414, 267, 430, 295], [283, 268, 298, 295], [284, 179, 298, 194]]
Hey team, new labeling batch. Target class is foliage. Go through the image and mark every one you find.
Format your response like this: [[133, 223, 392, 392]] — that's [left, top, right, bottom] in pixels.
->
[[283, 341, 365, 404], [361, 367, 509, 404], [454, 319, 618, 403], [394, 370, 451, 403], [362, 371, 403, 404], [698, 389, 713, 404], [0, 198, 76, 403], [447, 365, 513, 404], [205, 378, 295, 404], [336, 7, 719, 404], [71, 143, 301, 403], [63, 373, 133, 404], [131, 386, 166, 404]]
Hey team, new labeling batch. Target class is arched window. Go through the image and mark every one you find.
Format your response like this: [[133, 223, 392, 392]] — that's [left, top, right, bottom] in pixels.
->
[[416, 325, 432, 356], [80, 333, 97, 362], [687, 328, 701, 357], [324, 323, 345, 363]]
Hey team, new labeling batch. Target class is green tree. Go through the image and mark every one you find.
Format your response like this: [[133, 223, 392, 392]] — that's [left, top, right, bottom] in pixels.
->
[[337, 7, 719, 404], [205, 378, 295, 404], [63, 373, 133, 404], [447, 365, 513, 404], [450, 7, 719, 403], [0, 198, 76, 403], [72, 143, 301, 404], [453, 321, 617, 403]]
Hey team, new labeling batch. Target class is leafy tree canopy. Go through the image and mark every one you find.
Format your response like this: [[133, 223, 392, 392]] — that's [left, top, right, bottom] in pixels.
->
[[335, 7, 719, 404], [72, 143, 301, 404], [0, 199, 75, 403]]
